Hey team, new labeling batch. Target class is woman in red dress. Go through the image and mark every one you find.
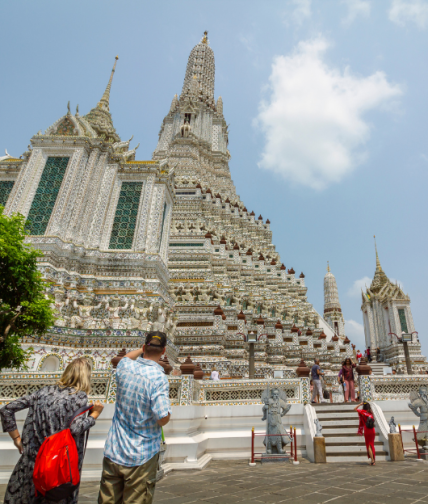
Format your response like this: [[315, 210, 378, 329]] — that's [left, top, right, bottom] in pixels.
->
[[355, 401, 376, 465]]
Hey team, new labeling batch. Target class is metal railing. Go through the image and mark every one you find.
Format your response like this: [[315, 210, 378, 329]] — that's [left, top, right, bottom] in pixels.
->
[[398, 425, 428, 460], [250, 426, 298, 464]]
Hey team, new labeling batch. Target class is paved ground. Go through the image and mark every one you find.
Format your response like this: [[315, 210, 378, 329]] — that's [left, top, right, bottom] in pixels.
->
[[2, 459, 428, 503]]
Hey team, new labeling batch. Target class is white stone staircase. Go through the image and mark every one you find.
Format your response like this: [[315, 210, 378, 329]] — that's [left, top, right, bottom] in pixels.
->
[[314, 403, 389, 462], [370, 361, 389, 375]]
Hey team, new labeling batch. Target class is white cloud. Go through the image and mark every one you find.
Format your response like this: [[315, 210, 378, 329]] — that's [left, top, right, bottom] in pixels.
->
[[389, 0, 428, 28], [283, 0, 312, 26], [347, 276, 372, 297], [342, 0, 371, 24], [255, 37, 402, 190], [346, 319, 366, 349]]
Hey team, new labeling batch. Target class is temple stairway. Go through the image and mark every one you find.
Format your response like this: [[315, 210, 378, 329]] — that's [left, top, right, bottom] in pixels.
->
[[314, 403, 389, 462], [370, 361, 389, 375]]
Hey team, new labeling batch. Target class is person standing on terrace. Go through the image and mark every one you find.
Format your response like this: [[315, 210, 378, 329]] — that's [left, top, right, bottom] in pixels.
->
[[98, 331, 171, 504], [339, 358, 357, 402], [210, 366, 220, 380], [0, 358, 103, 504], [311, 358, 326, 403]]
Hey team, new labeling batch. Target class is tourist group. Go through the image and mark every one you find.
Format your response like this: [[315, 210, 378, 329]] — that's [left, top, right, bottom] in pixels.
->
[[310, 357, 376, 465], [0, 331, 171, 504]]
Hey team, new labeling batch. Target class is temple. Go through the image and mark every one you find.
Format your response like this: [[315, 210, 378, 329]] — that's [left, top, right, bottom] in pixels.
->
[[361, 239, 424, 370], [0, 34, 424, 377], [0, 32, 427, 475], [0, 56, 175, 373]]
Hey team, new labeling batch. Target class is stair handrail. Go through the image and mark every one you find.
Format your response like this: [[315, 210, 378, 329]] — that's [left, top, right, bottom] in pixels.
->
[[306, 404, 317, 437], [370, 402, 389, 442], [303, 403, 317, 462]]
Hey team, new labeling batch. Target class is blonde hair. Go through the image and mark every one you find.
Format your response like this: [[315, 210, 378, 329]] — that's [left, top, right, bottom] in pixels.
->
[[58, 357, 92, 395]]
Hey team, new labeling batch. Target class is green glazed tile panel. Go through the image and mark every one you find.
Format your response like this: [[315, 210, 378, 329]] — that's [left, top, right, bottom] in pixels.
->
[[398, 308, 408, 333], [109, 182, 143, 250], [0, 181, 14, 207], [159, 203, 167, 251], [26, 157, 69, 235]]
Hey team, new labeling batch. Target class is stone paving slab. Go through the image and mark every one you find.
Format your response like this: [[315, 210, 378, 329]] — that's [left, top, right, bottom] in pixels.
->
[[1, 459, 428, 503]]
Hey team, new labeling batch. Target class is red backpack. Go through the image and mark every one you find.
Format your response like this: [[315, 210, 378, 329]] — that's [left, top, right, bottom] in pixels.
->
[[33, 404, 93, 502]]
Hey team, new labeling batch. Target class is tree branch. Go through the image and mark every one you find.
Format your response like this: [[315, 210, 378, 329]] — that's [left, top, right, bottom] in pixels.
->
[[3, 309, 24, 340]]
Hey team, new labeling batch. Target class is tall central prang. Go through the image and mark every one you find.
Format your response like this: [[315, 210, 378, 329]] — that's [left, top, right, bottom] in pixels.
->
[[152, 33, 338, 379]]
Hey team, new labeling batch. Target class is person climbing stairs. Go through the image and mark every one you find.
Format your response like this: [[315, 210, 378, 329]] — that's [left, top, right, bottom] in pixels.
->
[[314, 403, 388, 462]]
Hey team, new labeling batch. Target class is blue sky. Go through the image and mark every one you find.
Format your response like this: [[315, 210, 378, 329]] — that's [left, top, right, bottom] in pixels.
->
[[1, 0, 427, 355]]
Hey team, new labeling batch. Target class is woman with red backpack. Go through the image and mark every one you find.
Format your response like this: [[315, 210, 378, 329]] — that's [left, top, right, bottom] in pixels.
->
[[354, 401, 376, 465], [0, 357, 103, 503]]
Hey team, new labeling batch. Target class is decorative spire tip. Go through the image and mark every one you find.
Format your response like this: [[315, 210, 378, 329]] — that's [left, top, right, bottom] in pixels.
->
[[327, 261, 330, 273], [97, 56, 119, 111], [374, 235, 382, 272]]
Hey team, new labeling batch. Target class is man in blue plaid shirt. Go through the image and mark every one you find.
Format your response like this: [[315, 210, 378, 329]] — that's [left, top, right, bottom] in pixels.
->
[[98, 331, 171, 504]]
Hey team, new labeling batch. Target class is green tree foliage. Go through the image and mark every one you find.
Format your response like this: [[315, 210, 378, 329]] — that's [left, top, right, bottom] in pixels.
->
[[0, 206, 55, 370]]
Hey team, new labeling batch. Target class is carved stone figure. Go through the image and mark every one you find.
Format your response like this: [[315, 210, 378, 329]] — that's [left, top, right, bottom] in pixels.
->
[[129, 298, 150, 330], [183, 289, 194, 302], [51, 286, 70, 327], [261, 385, 292, 454], [165, 310, 177, 340], [70, 293, 102, 329], [389, 416, 397, 434], [314, 419, 323, 437], [408, 386, 428, 448], [104, 294, 128, 330], [148, 303, 168, 332], [199, 285, 211, 302], [180, 119, 191, 138]]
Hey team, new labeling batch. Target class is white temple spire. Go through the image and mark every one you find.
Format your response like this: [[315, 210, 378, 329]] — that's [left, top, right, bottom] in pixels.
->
[[323, 262, 346, 339], [180, 32, 215, 108]]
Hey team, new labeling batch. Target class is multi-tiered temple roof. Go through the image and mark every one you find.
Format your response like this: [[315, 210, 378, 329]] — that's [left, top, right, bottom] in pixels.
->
[[151, 33, 344, 377]]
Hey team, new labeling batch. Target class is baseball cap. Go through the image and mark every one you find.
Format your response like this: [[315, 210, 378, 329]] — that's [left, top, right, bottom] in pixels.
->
[[145, 331, 167, 348]]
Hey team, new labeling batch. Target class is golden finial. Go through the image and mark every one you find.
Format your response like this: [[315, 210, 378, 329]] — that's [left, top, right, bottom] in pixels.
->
[[327, 261, 330, 273], [202, 31, 208, 44], [374, 235, 382, 272], [98, 56, 119, 111]]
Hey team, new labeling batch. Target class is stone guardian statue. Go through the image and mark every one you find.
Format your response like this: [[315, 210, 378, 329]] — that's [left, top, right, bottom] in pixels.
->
[[389, 416, 397, 434], [408, 386, 428, 450], [261, 385, 292, 454]]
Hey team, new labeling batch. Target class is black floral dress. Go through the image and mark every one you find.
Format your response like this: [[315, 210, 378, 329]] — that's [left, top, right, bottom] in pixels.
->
[[0, 385, 95, 504]]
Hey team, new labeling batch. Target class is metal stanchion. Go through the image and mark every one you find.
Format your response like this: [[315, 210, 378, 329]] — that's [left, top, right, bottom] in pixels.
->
[[249, 427, 256, 466], [398, 424, 404, 451], [413, 425, 422, 461], [293, 427, 299, 465]]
